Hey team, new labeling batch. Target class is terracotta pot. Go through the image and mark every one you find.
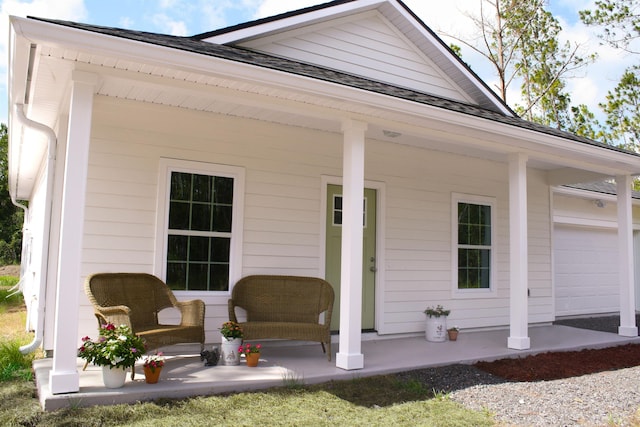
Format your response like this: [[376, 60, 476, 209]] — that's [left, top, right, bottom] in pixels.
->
[[245, 352, 260, 367], [143, 365, 162, 384], [448, 329, 459, 341]]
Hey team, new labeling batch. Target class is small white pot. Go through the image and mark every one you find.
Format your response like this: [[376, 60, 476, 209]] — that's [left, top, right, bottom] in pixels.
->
[[425, 316, 447, 342], [102, 365, 127, 388], [220, 337, 243, 365]]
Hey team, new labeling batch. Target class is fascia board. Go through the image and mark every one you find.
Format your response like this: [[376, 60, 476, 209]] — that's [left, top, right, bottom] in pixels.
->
[[388, 1, 513, 117], [552, 185, 640, 206], [7, 17, 32, 199], [201, 0, 385, 44], [552, 185, 619, 202]]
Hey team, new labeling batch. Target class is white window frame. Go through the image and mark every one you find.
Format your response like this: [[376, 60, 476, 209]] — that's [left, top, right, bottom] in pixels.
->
[[451, 193, 497, 298], [154, 158, 244, 301]]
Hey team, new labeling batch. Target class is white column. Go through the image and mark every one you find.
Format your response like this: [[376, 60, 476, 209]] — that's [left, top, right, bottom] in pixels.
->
[[507, 153, 530, 350], [616, 175, 638, 336], [49, 71, 98, 394], [336, 119, 367, 370]]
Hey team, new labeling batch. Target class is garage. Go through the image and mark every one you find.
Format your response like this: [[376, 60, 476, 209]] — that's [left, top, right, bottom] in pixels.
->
[[554, 224, 619, 317]]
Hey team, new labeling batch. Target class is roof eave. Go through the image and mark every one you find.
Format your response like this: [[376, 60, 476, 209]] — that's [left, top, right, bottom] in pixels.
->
[[14, 16, 640, 181]]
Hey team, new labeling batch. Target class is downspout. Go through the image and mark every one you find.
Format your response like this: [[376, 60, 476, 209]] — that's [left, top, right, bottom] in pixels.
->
[[13, 103, 57, 354]]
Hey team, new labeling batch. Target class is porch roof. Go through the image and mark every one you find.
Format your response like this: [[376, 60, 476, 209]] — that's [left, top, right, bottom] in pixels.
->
[[10, 13, 640, 201], [29, 16, 632, 158]]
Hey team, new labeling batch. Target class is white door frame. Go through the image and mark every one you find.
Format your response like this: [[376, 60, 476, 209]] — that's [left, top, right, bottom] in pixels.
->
[[320, 175, 386, 334]]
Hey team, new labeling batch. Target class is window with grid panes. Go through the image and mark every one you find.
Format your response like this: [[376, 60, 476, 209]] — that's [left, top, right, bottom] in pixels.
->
[[165, 172, 234, 291], [456, 201, 492, 289]]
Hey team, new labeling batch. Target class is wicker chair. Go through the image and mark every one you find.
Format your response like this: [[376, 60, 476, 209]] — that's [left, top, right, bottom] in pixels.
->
[[84, 273, 206, 354], [228, 275, 334, 360]]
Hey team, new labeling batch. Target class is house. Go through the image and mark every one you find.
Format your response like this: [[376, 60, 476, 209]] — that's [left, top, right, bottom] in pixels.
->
[[8, 0, 640, 395]]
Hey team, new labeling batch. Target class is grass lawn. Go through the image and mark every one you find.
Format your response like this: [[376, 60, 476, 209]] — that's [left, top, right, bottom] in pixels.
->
[[0, 276, 494, 426]]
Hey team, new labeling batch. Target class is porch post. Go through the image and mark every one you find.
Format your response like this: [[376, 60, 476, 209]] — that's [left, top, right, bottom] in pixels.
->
[[49, 71, 98, 394], [336, 118, 367, 370], [507, 153, 530, 350], [616, 175, 638, 336]]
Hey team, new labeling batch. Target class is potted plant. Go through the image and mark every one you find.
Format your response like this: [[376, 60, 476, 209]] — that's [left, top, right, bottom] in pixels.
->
[[142, 351, 165, 383], [238, 343, 262, 367], [78, 323, 145, 388], [423, 305, 450, 342], [219, 321, 244, 365], [447, 326, 460, 341]]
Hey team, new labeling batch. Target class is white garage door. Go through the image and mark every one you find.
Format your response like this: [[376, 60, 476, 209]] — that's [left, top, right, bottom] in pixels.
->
[[554, 225, 619, 316]]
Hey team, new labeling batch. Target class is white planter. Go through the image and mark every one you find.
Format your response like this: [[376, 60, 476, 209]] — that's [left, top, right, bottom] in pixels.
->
[[220, 337, 242, 365], [102, 365, 127, 388], [425, 316, 447, 342]]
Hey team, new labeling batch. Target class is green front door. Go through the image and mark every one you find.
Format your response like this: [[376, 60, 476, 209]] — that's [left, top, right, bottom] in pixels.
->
[[325, 184, 377, 331]]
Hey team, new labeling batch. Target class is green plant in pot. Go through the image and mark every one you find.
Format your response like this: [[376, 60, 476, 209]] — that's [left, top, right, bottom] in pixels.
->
[[424, 305, 450, 318], [424, 305, 450, 342], [78, 322, 145, 388]]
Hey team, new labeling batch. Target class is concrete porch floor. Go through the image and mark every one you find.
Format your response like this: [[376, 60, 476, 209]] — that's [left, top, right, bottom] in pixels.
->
[[35, 325, 640, 411]]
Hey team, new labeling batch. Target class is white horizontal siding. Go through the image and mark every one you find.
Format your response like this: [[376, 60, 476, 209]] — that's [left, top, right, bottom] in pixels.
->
[[77, 97, 342, 341], [553, 194, 625, 228], [75, 96, 553, 343], [241, 12, 471, 103], [365, 139, 551, 333]]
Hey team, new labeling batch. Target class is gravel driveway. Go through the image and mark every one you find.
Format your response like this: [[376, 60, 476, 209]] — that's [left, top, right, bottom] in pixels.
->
[[395, 317, 640, 426], [397, 363, 640, 426]]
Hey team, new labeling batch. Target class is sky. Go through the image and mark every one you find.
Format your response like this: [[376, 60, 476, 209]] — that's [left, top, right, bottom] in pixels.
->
[[1, 0, 637, 126]]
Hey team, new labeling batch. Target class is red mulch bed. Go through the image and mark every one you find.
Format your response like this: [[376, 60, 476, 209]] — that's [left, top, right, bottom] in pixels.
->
[[474, 343, 640, 381]]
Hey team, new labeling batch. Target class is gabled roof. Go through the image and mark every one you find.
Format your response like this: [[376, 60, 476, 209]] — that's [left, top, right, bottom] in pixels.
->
[[28, 15, 634, 157], [194, 0, 514, 116]]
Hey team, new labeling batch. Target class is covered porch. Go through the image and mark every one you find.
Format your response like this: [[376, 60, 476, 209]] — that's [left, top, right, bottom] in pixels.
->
[[35, 324, 640, 411]]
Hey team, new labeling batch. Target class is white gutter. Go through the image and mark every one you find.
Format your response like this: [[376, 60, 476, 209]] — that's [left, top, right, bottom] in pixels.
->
[[552, 185, 640, 205], [13, 103, 57, 355]]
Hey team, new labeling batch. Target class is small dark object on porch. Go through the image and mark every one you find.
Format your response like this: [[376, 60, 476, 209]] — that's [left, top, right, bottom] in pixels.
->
[[200, 348, 220, 366]]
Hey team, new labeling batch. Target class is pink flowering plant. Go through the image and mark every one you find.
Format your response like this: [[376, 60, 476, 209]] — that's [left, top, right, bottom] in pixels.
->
[[143, 352, 165, 373], [238, 343, 261, 355], [78, 323, 145, 369], [220, 321, 244, 339]]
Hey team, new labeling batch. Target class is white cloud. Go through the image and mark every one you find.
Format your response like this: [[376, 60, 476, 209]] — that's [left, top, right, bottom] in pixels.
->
[[253, 0, 324, 19], [151, 13, 187, 36], [1, 0, 87, 59], [1, 0, 86, 19], [198, 0, 239, 32], [118, 16, 134, 29]]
